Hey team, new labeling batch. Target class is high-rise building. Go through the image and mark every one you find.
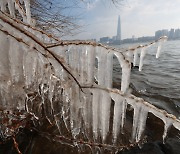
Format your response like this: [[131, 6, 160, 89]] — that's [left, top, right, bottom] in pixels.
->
[[155, 29, 168, 40], [116, 15, 121, 41], [174, 29, 180, 39], [168, 29, 175, 40]]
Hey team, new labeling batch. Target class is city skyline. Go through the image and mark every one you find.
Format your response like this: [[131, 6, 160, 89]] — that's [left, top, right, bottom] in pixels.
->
[[65, 0, 180, 41], [99, 27, 180, 44]]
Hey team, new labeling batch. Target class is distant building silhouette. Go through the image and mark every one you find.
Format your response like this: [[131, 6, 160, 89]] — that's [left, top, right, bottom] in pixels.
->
[[155, 29, 168, 40], [155, 29, 180, 40], [100, 37, 110, 43], [174, 29, 180, 39], [168, 29, 175, 39]]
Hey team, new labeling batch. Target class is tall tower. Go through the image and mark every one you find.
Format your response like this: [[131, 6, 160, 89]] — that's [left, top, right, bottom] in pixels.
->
[[116, 15, 121, 41]]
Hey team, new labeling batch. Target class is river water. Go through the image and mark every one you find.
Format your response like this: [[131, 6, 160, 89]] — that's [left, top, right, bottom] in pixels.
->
[[113, 40, 180, 118]]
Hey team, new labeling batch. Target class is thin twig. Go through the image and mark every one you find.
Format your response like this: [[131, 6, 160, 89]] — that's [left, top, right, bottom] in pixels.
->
[[12, 137, 22, 154]]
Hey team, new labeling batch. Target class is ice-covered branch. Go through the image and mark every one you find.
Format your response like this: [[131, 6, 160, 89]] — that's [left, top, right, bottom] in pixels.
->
[[0, 8, 178, 152], [0, 11, 82, 90]]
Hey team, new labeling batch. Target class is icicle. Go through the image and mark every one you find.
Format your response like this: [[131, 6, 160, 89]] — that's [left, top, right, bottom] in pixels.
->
[[7, 0, 15, 17], [79, 45, 87, 83], [139, 47, 147, 71], [23, 45, 38, 87], [121, 60, 131, 93], [61, 85, 71, 132], [99, 90, 111, 142], [73, 45, 80, 72], [131, 104, 148, 142], [111, 92, 126, 142], [48, 75, 56, 105], [96, 46, 107, 86], [133, 50, 138, 66], [173, 121, 180, 131], [69, 84, 83, 138], [156, 42, 162, 58], [0, 32, 10, 80], [105, 52, 113, 88], [80, 45, 92, 84], [67, 45, 73, 67], [8, 38, 24, 83], [114, 52, 131, 93], [87, 45, 95, 84], [162, 120, 172, 143], [14, 0, 26, 22], [126, 51, 134, 62], [24, 0, 31, 24], [81, 89, 92, 130], [136, 106, 148, 142], [91, 89, 100, 139], [0, 0, 7, 12]]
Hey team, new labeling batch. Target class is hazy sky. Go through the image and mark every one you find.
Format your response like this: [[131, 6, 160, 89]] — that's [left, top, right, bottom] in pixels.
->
[[69, 0, 180, 40]]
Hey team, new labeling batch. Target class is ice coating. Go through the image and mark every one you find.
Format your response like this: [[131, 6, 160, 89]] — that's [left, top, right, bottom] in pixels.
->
[[91, 89, 100, 139], [139, 47, 147, 71], [0, 0, 6, 12], [111, 92, 127, 141], [96, 46, 107, 85], [105, 52, 113, 88], [131, 104, 148, 142], [24, 0, 31, 24], [7, 0, 15, 17], [133, 50, 138, 66], [0, 0, 32, 24], [0, 6, 179, 151], [156, 42, 162, 58], [99, 90, 111, 141], [114, 52, 131, 92], [87, 46, 95, 84], [162, 120, 172, 142]]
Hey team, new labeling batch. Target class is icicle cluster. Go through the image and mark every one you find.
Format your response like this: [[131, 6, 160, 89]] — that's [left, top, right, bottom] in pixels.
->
[[129, 36, 167, 71], [0, 6, 179, 152], [0, 0, 31, 24]]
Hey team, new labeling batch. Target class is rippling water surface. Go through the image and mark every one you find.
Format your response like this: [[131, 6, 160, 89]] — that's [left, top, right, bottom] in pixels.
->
[[113, 40, 180, 118]]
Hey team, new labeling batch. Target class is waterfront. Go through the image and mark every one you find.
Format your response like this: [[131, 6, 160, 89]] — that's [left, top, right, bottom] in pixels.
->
[[113, 40, 180, 118]]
